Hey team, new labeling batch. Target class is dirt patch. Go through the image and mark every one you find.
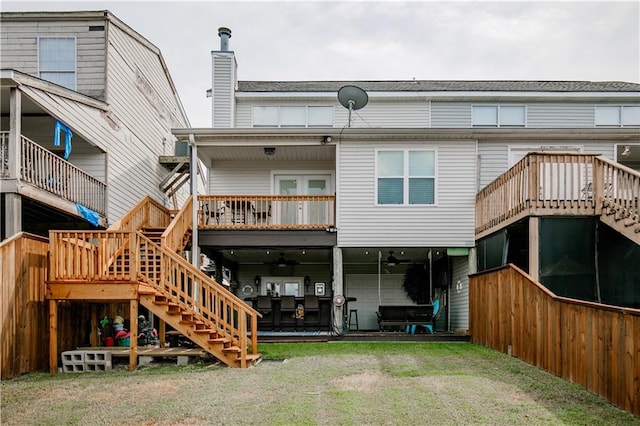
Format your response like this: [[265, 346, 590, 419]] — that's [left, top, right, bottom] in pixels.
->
[[332, 370, 387, 394]]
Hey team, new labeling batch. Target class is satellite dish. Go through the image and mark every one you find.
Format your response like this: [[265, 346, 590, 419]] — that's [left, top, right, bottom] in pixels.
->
[[337, 85, 369, 127]]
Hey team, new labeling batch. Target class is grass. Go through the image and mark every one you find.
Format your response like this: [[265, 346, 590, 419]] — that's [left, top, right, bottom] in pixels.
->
[[1, 342, 638, 425]]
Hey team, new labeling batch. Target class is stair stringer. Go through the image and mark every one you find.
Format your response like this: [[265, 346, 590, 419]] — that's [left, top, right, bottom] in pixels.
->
[[600, 204, 640, 245], [139, 293, 259, 368]]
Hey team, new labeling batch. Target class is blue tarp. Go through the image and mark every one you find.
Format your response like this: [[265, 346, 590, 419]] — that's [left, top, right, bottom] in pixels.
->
[[76, 204, 100, 227], [54, 120, 73, 159]]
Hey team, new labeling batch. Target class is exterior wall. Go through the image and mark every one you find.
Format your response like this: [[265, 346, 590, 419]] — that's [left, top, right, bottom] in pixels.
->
[[477, 139, 617, 189], [212, 53, 235, 127], [430, 103, 472, 127], [104, 23, 189, 219], [338, 139, 477, 247], [208, 160, 334, 194], [449, 255, 469, 331], [344, 273, 410, 330], [0, 17, 107, 100]]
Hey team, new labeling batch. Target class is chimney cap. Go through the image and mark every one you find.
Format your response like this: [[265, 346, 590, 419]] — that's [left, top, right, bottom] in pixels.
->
[[218, 27, 232, 38]]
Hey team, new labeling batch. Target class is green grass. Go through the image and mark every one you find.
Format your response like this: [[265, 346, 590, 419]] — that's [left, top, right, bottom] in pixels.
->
[[1, 342, 638, 425]]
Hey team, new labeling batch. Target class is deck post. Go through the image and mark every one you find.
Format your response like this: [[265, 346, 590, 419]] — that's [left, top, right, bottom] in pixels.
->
[[49, 299, 58, 374], [90, 304, 98, 347], [529, 216, 540, 281], [129, 300, 138, 371], [332, 246, 344, 334], [159, 319, 166, 347]]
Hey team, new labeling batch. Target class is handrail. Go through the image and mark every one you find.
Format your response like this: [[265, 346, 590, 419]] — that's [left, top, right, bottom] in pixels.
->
[[198, 194, 336, 230], [138, 232, 260, 356], [109, 196, 171, 231], [161, 195, 192, 253], [476, 152, 640, 238]]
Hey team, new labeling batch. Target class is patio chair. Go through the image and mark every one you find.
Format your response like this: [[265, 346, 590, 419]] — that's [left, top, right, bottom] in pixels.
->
[[280, 296, 297, 330], [407, 299, 440, 335]]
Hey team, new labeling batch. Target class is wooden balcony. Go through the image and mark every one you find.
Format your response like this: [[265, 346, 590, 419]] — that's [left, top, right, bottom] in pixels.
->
[[476, 152, 640, 242], [198, 195, 336, 230], [1, 132, 107, 216]]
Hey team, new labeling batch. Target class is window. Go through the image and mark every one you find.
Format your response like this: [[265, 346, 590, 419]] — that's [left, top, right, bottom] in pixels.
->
[[595, 106, 640, 126], [472, 105, 525, 127], [38, 37, 76, 90], [253, 106, 333, 127], [377, 150, 436, 205]]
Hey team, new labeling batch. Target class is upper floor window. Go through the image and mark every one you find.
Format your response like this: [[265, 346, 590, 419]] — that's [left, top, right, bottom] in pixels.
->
[[595, 106, 640, 127], [377, 150, 436, 205], [38, 37, 76, 90], [253, 106, 333, 127], [472, 105, 525, 127]]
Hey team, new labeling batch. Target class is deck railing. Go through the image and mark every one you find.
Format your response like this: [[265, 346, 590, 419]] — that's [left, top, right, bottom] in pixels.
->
[[476, 153, 640, 239], [198, 194, 336, 230], [15, 134, 107, 215], [470, 264, 640, 416], [108, 196, 171, 232], [161, 196, 192, 253]]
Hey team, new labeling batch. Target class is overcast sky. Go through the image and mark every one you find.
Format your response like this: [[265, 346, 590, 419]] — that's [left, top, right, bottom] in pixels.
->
[[3, 1, 639, 127]]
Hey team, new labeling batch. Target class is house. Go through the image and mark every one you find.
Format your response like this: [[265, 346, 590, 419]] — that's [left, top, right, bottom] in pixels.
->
[[1, 10, 192, 240], [172, 28, 640, 334]]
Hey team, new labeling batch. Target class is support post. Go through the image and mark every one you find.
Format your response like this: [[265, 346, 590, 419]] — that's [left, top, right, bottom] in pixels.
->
[[8, 87, 21, 179], [90, 304, 98, 347], [529, 216, 540, 281], [49, 299, 58, 374], [129, 300, 138, 371], [189, 134, 200, 307], [159, 319, 166, 347], [332, 246, 344, 335]]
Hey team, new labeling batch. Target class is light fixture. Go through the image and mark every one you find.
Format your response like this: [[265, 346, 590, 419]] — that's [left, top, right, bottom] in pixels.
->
[[321, 135, 332, 144], [229, 250, 234, 255], [304, 275, 311, 291], [254, 275, 261, 286], [621, 145, 631, 157], [264, 147, 276, 156]]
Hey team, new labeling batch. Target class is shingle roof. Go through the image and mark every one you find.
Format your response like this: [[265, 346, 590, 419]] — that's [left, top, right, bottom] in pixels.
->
[[238, 80, 640, 93]]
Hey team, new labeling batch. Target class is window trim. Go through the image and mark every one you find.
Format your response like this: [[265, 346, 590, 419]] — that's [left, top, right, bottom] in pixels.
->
[[252, 105, 334, 127], [472, 105, 527, 127], [595, 105, 640, 127], [375, 148, 438, 206], [37, 36, 77, 90]]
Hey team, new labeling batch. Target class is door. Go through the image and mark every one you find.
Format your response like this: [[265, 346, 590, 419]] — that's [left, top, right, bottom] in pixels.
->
[[275, 174, 330, 225]]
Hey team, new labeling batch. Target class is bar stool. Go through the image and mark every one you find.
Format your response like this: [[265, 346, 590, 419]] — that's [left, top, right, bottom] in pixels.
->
[[348, 309, 359, 331]]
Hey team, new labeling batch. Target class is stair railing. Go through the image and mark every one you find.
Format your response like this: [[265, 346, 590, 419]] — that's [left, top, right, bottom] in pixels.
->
[[597, 157, 640, 228], [161, 195, 192, 253], [109, 196, 171, 231], [137, 233, 260, 360]]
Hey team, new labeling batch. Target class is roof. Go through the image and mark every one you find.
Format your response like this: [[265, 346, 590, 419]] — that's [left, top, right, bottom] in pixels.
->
[[238, 80, 640, 93]]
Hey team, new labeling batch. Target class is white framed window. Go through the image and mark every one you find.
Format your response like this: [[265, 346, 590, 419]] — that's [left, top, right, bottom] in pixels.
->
[[595, 106, 640, 126], [252, 106, 333, 127], [38, 37, 76, 90], [376, 149, 436, 205], [472, 105, 525, 127]]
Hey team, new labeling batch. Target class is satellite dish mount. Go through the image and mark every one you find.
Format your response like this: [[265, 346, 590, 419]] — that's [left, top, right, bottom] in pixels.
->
[[338, 85, 369, 127]]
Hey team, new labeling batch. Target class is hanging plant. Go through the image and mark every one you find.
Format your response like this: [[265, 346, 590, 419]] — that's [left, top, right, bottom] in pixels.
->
[[402, 263, 430, 304]]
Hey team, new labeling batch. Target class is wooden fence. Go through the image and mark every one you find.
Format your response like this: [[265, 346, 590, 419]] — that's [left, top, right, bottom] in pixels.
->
[[470, 264, 640, 416]]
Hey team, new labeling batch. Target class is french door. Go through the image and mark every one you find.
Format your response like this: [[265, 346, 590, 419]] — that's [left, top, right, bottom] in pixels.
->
[[274, 174, 330, 225]]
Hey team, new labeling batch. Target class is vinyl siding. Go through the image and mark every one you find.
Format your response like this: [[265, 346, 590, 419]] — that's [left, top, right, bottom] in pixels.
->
[[477, 140, 617, 189], [449, 256, 469, 330], [103, 23, 188, 219], [212, 54, 234, 127], [0, 19, 107, 100], [209, 160, 335, 194], [430, 103, 472, 127], [338, 139, 476, 247], [527, 104, 594, 127], [345, 274, 410, 330]]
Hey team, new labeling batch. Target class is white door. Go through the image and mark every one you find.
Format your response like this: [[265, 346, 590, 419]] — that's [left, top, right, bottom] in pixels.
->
[[275, 175, 330, 225]]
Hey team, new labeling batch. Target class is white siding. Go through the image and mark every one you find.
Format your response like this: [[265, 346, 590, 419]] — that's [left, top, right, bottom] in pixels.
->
[[477, 139, 617, 189], [0, 19, 107, 100], [209, 160, 334, 194], [104, 24, 189, 219], [345, 274, 410, 330], [212, 54, 235, 127], [430, 103, 472, 127], [338, 139, 476, 247], [449, 256, 469, 331], [527, 104, 594, 127]]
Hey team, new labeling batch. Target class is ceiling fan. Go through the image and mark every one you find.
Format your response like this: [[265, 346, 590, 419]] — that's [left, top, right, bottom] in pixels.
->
[[266, 252, 299, 268], [382, 251, 411, 267]]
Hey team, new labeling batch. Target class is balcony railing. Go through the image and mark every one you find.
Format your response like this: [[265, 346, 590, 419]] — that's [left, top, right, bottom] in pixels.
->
[[1, 132, 107, 216], [476, 152, 640, 239], [198, 195, 336, 230]]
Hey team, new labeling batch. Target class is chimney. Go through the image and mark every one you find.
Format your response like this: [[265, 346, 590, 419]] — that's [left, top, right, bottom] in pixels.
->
[[218, 27, 232, 51]]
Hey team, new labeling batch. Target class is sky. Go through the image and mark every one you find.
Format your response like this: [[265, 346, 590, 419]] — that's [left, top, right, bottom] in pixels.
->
[[3, 0, 639, 127]]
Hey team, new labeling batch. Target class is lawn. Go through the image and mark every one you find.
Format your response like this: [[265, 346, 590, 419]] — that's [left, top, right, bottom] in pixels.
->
[[1, 342, 637, 425]]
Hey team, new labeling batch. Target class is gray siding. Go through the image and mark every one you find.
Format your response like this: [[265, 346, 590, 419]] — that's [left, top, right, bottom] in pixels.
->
[[430, 103, 472, 127], [449, 256, 469, 331], [212, 53, 235, 127], [0, 19, 107, 100], [209, 160, 334, 194], [338, 139, 477, 247], [477, 140, 617, 189], [527, 104, 594, 127]]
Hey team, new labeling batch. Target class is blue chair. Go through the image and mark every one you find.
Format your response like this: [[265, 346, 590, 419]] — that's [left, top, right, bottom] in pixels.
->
[[406, 300, 440, 334]]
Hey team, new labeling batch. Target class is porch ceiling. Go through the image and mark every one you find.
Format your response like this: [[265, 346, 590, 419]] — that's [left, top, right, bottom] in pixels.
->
[[201, 144, 335, 162]]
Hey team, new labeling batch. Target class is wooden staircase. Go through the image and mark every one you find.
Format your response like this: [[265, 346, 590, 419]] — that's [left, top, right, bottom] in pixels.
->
[[48, 196, 261, 368]]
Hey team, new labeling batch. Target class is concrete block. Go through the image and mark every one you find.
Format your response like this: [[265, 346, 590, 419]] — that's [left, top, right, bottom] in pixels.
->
[[138, 356, 154, 367], [62, 363, 86, 372], [177, 356, 196, 366], [84, 351, 111, 363], [62, 351, 84, 364], [85, 362, 112, 372]]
